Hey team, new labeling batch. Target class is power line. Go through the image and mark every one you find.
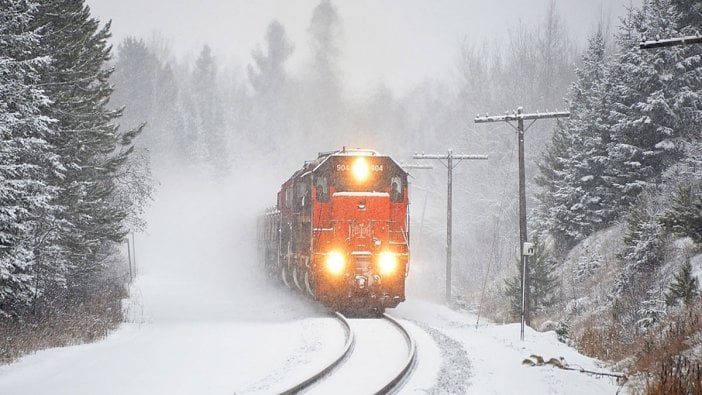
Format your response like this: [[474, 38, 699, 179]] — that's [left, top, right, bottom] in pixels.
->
[[475, 107, 569, 341], [412, 149, 488, 303]]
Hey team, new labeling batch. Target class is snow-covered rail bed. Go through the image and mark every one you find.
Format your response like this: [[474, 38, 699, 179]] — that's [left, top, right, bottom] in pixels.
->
[[273, 312, 355, 394], [295, 313, 416, 394]]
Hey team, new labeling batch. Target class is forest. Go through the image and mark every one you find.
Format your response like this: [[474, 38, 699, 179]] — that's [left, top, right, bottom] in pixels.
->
[[0, 0, 152, 354]]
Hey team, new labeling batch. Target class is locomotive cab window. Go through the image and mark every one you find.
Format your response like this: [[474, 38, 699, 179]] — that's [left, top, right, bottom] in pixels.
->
[[285, 187, 293, 209], [316, 175, 329, 202], [390, 176, 403, 202], [295, 181, 310, 209]]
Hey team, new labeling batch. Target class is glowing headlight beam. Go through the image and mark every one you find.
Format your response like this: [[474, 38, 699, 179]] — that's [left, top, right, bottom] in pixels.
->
[[352, 157, 370, 182], [378, 252, 398, 276], [326, 251, 346, 275]]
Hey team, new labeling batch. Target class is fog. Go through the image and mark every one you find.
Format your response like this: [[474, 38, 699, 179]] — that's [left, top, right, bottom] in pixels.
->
[[132, 165, 331, 322], [88, 0, 636, 94], [99, 0, 640, 313]]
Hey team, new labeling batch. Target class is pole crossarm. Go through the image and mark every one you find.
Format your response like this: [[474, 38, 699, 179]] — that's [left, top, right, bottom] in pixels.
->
[[413, 153, 488, 160], [413, 153, 488, 168], [474, 110, 570, 123], [640, 35, 702, 49], [400, 163, 434, 170]]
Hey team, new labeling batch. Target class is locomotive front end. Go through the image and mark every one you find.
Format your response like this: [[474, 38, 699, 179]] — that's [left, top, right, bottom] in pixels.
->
[[311, 151, 409, 311]]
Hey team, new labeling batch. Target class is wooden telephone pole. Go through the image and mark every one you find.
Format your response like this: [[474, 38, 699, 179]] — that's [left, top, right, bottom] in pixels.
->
[[412, 150, 488, 303], [474, 107, 569, 340]]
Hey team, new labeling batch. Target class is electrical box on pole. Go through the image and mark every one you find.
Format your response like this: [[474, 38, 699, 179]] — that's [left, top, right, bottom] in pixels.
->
[[523, 242, 535, 256]]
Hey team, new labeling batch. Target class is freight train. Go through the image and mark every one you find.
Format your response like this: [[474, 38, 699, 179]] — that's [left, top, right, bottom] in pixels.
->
[[257, 148, 410, 314]]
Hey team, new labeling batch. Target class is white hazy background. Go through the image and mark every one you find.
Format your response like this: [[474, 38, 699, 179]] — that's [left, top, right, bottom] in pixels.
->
[[87, 0, 636, 94]]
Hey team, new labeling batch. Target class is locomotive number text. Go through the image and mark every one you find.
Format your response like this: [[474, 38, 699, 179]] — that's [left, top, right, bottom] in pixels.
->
[[336, 164, 383, 172]]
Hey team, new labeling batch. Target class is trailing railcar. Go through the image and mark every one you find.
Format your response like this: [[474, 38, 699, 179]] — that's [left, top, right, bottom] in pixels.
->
[[257, 148, 410, 314]]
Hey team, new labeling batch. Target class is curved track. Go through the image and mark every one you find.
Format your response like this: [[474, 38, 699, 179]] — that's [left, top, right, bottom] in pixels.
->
[[279, 312, 416, 394], [375, 313, 417, 394], [277, 312, 355, 394]]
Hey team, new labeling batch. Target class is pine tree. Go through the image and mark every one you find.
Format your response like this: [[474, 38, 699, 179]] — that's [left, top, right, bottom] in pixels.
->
[[665, 259, 699, 306], [248, 21, 294, 99], [535, 28, 611, 249], [247, 20, 295, 151], [305, 0, 343, 148], [0, 0, 62, 317], [622, 193, 665, 270], [537, 0, 702, 249], [111, 37, 161, 153], [604, 0, 702, 208], [660, 185, 702, 244], [670, 0, 702, 30], [191, 45, 229, 178], [33, 0, 137, 298]]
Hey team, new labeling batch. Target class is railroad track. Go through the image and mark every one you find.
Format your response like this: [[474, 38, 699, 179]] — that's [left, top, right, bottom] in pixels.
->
[[277, 312, 416, 394]]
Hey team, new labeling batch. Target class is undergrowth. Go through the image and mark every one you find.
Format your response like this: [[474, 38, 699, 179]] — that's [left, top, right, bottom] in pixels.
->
[[573, 296, 702, 394], [0, 281, 126, 365]]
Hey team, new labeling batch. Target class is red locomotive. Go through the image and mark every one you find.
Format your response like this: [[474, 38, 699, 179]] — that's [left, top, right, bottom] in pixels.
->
[[257, 148, 410, 314]]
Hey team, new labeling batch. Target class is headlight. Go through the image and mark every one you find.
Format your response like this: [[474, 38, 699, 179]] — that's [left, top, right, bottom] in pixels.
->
[[352, 157, 370, 182], [326, 251, 346, 275], [378, 252, 398, 275]]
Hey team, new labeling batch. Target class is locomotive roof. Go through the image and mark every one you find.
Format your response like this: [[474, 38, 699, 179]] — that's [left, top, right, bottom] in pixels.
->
[[310, 148, 407, 174], [284, 147, 407, 185]]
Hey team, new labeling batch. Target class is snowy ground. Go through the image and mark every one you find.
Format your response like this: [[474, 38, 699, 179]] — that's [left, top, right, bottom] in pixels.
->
[[0, 173, 625, 394]]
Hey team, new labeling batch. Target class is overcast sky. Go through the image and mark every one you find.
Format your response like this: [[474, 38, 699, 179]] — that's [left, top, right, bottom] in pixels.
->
[[85, 0, 638, 94]]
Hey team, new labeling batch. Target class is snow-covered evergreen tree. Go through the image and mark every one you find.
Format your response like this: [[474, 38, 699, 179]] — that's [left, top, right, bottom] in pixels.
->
[[304, 0, 343, 148], [0, 0, 62, 317], [660, 185, 702, 244], [248, 21, 294, 100], [535, 28, 611, 249], [670, 0, 702, 32], [111, 37, 160, 152], [604, 0, 702, 208], [191, 45, 229, 178], [622, 193, 665, 270], [247, 20, 295, 152], [33, 0, 138, 297], [536, 0, 702, 252], [665, 259, 699, 306]]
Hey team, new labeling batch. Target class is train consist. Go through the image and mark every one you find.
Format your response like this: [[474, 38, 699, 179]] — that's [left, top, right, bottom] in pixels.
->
[[257, 148, 410, 313]]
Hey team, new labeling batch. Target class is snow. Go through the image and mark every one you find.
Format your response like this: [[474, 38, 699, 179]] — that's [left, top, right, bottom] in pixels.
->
[[654, 139, 675, 150], [394, 301, 622, 394], [0, 172, 624, 394], [305, 318, 410, 394], [0, 320, 342, 395]]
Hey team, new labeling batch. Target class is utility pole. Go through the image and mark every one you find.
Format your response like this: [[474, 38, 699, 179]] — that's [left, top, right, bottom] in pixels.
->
[[474, 107, 569, 340], [412, 150, 488, 303], [131, 232, 137, 276], [126, 237, 133, 281], [640, 34, 702, 49]]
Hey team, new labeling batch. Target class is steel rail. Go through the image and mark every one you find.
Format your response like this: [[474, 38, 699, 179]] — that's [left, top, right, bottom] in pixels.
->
[[277, 312, 355, 395], [374, 314, 417, 394]]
